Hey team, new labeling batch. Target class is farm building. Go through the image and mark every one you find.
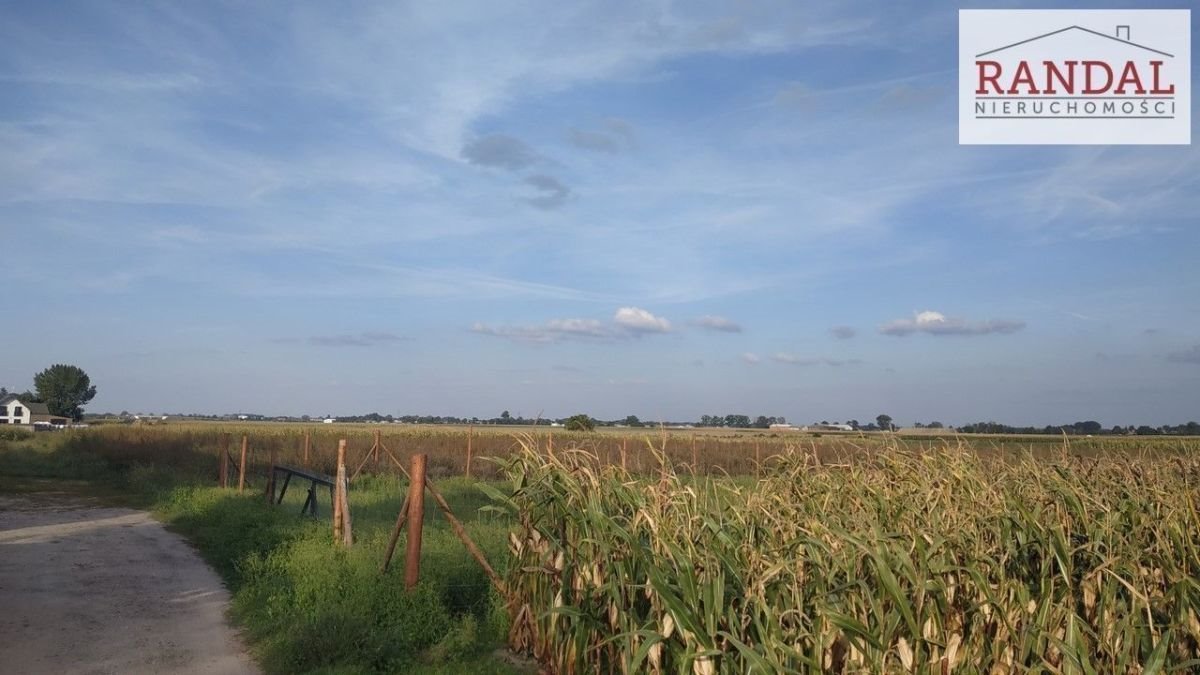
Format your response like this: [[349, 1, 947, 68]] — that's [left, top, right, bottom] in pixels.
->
[[802, 423, 854, 432], [0, 394, 70, 426]]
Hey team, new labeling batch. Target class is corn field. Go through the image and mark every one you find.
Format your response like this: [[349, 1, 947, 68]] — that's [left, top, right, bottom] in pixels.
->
[[491, 439, 1200, 673], [56, 422, 1196, 482]]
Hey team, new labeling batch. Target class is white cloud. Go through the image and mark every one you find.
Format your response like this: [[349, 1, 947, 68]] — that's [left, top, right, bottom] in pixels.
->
[[472, 306, 672, 343], [691, 315, 742, 333], [741, 352, 761, 364], [879, 310, 1025, 337], [614, 307, 672, 334]]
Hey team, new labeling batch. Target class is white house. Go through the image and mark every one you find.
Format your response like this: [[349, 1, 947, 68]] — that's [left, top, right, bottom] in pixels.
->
[[0, 394, 69, 426]]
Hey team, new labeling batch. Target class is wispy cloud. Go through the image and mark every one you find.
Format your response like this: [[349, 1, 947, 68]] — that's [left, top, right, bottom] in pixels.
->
[[880, 311, 1025, 337], [830, 325, 856, 339], [567, 119, 636, 153], [525, 174, 570, 209], [771, 353, 861, 366], [690, 315, 742, 333], [461, 134, 540, 170], [471, 318, 609, 344], [308, 332, 409, 347], [741, 352, 761, 364], [1166, 345, 1200, 365]]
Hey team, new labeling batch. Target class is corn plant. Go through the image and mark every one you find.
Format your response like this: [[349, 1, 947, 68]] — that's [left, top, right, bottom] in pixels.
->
[[491, 438, 1200, 674]]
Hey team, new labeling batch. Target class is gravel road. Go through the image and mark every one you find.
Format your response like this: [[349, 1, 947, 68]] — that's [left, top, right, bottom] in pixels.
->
[[0, 492, 258, 674]]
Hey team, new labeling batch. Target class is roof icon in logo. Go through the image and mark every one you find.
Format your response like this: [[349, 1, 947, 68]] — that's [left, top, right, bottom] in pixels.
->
[[976, 25, 1175, 59]]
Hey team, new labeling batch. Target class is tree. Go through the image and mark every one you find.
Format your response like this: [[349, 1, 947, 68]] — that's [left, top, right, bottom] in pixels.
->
[[565, 414, 595, 432], [876, 414, 893, 431], [724, 414, 752, 429], [623, 415, 643, 428], [33, 364, 97, 421]]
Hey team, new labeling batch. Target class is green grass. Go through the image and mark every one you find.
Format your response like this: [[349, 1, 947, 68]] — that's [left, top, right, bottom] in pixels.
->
[[0, 435, 526, 675]]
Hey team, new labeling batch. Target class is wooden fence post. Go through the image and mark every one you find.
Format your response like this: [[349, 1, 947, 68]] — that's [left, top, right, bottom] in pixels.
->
[[380, 494, 410, 573], [424, 476, 503, 592], [373, 429, 381, 471], [755, 441, 761, 478], [303, 430, 311, 469], [339, 470, 352, 546], [404, 453, 427, 590], [334, 440, 347, 544], [620, 437, 628, 472], [238, 435, 248, 494], [465, 425, 473, 479], [692, 436, 698, 475], [219, 434, 229, 488]]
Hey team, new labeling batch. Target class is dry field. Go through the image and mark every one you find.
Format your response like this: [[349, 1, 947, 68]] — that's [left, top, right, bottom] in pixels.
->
[[59, 420, 1197, 481]]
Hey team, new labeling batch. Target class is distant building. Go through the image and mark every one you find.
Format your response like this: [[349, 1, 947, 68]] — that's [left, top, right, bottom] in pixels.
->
[[769, 423, 798, 431], [323, 418, 336, 424], [0, 394, 70, 426], [802, 423, 854, 432]]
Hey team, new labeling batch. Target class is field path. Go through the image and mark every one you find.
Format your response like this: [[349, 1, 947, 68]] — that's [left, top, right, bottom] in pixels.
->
[[0, 491, 258, 674]]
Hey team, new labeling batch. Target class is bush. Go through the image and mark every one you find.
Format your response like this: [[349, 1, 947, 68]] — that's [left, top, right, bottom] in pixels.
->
[[0, 427, 33, 442], [564, 414, 594, 432]]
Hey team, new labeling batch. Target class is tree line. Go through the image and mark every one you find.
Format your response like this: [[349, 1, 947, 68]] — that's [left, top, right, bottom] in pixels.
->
[[957, 420, 1200, 436]]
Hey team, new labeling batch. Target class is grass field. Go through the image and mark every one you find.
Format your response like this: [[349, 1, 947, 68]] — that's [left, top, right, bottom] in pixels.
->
[[0, 430, 523, 674], [2, 424, 1198, 673]]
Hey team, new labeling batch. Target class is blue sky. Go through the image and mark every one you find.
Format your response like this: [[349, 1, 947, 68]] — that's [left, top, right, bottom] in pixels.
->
[[1, 1, 1197, 425]]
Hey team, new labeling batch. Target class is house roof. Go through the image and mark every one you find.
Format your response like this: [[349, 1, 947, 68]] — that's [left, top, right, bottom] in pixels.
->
[[977, 25, 1175, 59], [0, 395, 52, 415]]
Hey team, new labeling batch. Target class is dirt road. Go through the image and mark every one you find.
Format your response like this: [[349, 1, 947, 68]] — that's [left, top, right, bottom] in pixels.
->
[[0, 491, 258, 674]]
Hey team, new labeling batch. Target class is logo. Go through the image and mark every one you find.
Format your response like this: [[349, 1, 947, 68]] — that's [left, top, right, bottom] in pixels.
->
[[959, 10, 1190, 144]]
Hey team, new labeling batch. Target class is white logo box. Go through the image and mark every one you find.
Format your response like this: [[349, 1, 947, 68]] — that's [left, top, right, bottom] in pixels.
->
[[959, 9, 1190, 145]]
